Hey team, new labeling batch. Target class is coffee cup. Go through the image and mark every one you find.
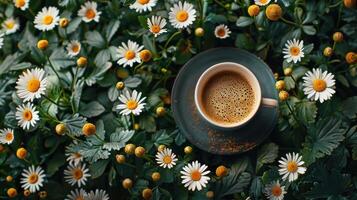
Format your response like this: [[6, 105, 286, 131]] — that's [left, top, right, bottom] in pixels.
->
[[194, 62, 278, 129]]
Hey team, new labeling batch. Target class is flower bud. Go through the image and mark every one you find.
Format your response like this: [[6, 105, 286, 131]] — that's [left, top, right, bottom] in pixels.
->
[[55, 123, 66, 135], [156, 107, 166, 117], [216, 165, 228, 177], [151, 172, 161, 182], [82, 123, 96, 136], [142, 188, 153, 200], [279, 90, 289, 101], [157, 144, 166, 152], [275, 80, 285, 91], [37, 40, 48, 50], [116, 81, 125, 90], [344, 0, 356, 8], [124, 144, 136, 155], [59, 18, 69, 28], [122, 178, 133, 189], [7, 188, 17, 198], [332, 32, 343, 42], [16, 147, 27, 159], [284, 68, 293, 76], [248, 5, 260, 17], [266, 4, 282, 21], [135, 146, 146, 158], [77, 57, 87, 67], [345, 52, 356, 64], [140, 50, 152, 62], [323, 47, 333, 57], [184, 146, 193, 154], [6, 176, 13, 182], [116, 154, 126, 164], [195, 27, 205, 37]]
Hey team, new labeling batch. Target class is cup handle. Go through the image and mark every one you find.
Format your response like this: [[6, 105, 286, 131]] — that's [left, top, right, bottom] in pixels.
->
[[261, 98, 278, 107]]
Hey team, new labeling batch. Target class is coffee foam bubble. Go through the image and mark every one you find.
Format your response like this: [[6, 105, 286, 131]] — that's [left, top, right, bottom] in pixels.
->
[[201, 72, 255, 125]]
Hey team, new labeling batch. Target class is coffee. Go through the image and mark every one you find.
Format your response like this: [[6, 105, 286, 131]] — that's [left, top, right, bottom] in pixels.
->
[[200, 71, 255, 125]]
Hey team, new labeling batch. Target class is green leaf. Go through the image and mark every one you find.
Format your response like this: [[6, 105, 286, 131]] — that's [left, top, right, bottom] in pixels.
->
[[140, 115, 156, 132], [46, 152, 66, 176], [108, 86, 119, 102], [103, 129, 134, 151], [302, 25, 317, 35], [249, 177, 263, 199], [152, 130, 173, 146], [71, 79, 84, 113], [295, 100, 317, 125], [235, 33, 255, 51], [143, 34, 157, 55], [79, 101, 105, 117], [90, 160, 109, 179], [94, 49, 112, 67], [236, 16, 254, 27], [62, 114, 87, 137], [346, 125, 357, 160], [341, 96, 357, 119], [205, 13, 227, 23], [303, 43, 314, 54], [49, 48, 75, 69], [256, 143, 279, 172], [214, 172, 251, 199], [86, 62, 112, 86], [284, 76, 295, 90], [85, 31, 106, 48], [124, 76, 142, 88], [66, 17, 82, 34], [105, 20, 120, 42]]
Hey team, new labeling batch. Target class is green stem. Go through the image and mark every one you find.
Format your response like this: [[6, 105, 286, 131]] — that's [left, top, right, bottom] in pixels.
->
[[133, 62, 144, 73], [71, 67, 79, 92], [280, 16, 299, 27], [46, 56, 62, 83], [214, 0, 227, 9], [123, 162, 136, 168], [43, 95, 66, 108], [65, 133, 83, 142], [131, 114, 135, 125], [328, 0, 342, 8], [164, 31, 181, 50], [286, 101, 305, 129], [94, 133, 105, 143]]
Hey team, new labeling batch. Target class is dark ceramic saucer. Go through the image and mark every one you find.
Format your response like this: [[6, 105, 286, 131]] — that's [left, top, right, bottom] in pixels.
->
[[171, 48, 278, 155]]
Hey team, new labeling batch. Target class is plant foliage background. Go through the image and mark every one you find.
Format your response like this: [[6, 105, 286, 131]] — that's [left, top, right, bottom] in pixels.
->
[[0, 0, 357, 199]]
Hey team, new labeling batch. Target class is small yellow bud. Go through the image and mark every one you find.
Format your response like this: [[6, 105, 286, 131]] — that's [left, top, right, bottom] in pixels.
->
[[265, 4, 282, 21], [284, 68, 293, 76], [195, 27, 205, 37], [116, 68, 129, 79], [39, 191, 47, 199], [161, 68, 168, 73], [345, 52, 356, 64], [122, 178, 133, 189], [274, 73, 279, 80], [140, 50, 152, 62], [248, 5, 260, 17], [323, 47, 333, 57], [133, 123, 140, 131], [24, 190, 31, 197], [37, 40, 49, 50], [82, 123, 96, 136], [124, 144, 136, 155], [216, 165, 228, 177], [6, 176, 13, 182], [206, 191, 215, 199], [7, 188, 17, 198], [162, 95, 171, 105], [332, 32, 343, 42], [157, 144, 166, 152], [77, 57, 87, 67], [16, 147, 27, 159], [142, 188, 153, 200], [151, 172, 161, 182], [344, 0, 356, 8], [116, 81, 125, 90], [279, 90, 289, 101], [156, 107, 166, 117], [116, 154, 126, 164], [55, 123, 66, 135], [135, 146, 146, 158], [184, 146, 193, 154], [275, 80, 285, 91], [59, 18, 69, 28]]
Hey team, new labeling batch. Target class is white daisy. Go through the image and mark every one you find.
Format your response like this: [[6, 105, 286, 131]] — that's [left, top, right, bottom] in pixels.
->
[[116, 90, 146, 116], [0, 33, 4, 49], [147, 16, 167, 37], [214, 24, 231, 39], [13, 0, 29, 10], [20, 165, 46, 193], [65, 150, 84, 166], [15, 103, 40, 130], [34, 6, 60, 31], [64, 163, 91, 187], [2, 18, 20, 35], [65, 189, 87, 200], [0, 128, 15, 144], [66, 40, 81, 57], [302, 68, 335, 103], [254, 0, 271, 6], [169, 1, 197, 29], [116, 40, 143, 67], [78, 1, 101, 23], [282, 38, 305, 63], [86, 189, 109, 200], [264, 181, 287, 200], [155, 148, 178, 169], [16, 68, 47, 102], [180, 161, 210, 191], [129, 0, 157, 13], [278, 152, 306, 182]]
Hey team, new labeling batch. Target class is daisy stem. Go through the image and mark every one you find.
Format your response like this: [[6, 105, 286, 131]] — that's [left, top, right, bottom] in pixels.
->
[[43, 95, 67, 108], [280, 16, 299, 27], [28, 8, 35, 17], [164, 31, 181, 50], [123, 162, 136, 168], [214, 0, 227, 9], [329, 0, 342, 8], [46, 56, 63, 84], [285, 101, 305, 129], [94, 133, 105, 143], [133, 62, 143, 73], [65, 133, 82, 142], [131, 114, 135, 125], [71, 67, 79, 92]]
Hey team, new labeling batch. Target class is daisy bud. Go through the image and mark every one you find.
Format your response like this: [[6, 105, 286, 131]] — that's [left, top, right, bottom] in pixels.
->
[[274, 73, 279, 80], [16, 147, 27, 159], [345, 52, 356, 64], [122, 178, 133, 189], [275, 80, 285, 91], [59, 18, 69, 28], [55, 123, 66, 135], [206, 191, 214, 199], [284, 68, 293, 76], [116, 81, 125, 90], [216, 165, 228, 177], [142, 188, 153, 200], [162, 95, 171, 105], [37, 39, 48, 50], [135, 146, 146, 158], [116, 154, 126, 164], [139, 50, 152, 62], [0, 144, 4, 153], [195, 27, 205, 37], [39, 191, 47, 199], [332, 32, 343, 42], [7, 188, 17, 198], [77, 56, 87, 67], [157, 144, 166, 152], [133, 123, 140, 130], [323, 47, 333, 57], [344, 0, 356, 8], [151, 172, 161, 182], [161, 68, 168, 74], [6, 176, 13, 182], [184, 146, 193, 154], [124, 143, 136, 155], [82, 123, 96, 136], [265, 4, 282, 21], [24, 190, 31, 197], [279, 90, 289, 101], [116, 68, 129, 79], [156, 106, 166, 117], [248, 5, 260, 17]]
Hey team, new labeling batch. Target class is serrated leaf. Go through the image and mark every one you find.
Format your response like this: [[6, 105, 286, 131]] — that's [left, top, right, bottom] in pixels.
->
[[341, 96, 357, 119], [85, 62, 112, 86], [295, 100, 317, 125], [214, 172, 251, 199], [71, 79, 84, 113], [103, 129, 134, 151], [62, 114, 87, 137], [256, 143, 279, 172]]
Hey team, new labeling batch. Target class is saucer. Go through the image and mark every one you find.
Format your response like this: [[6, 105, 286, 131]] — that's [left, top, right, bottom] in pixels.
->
[[171, 48, 278, 155]]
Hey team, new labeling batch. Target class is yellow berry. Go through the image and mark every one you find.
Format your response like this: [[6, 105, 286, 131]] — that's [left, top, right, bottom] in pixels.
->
[[323, 47, 333, 57], [122, 178, 133, 189], [116, 81, 125, 90], [284, 68, 293, 76], [344, 0, 356, 8], [332, 32, 343, 42], [7, 188, 17, 198], [184, 146, 193, 154], [346, 52, 356, 64], [24, 190, 31, 197], [6, 176, 13, 182], [140, 50, 152, 62], [77, 57, 87, 67], [156, 107, 166, 117], [151, 172, 161, 182], [279, 90, 289, 101], [116, 154, 126, 164], [248, 5, 260, 17], [37, 40, 48, 50], [16, 147, 27, 159], [59, 18, 69, 28], [39, 191, 47, 199], [157, 144, 166, 152], [216, 165, 228, 177], [195, 27, 205, 37], [116, 68, 129, 79], [142, 188, 153, 200], [275, 80, 285, 91], [133, 123, 140, 130], [206, 191, 214, 199], [124, 144, 136, 155], [82, 123, 96, 136], [274, 73, 279, 80], [135, 146, 146, 158], [55, 123, 66, 135], [266, 4, 282, 21]]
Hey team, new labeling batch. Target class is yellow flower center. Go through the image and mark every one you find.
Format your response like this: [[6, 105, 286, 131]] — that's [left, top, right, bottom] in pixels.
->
[[126, 100, 138, 110], [151, 25, 161, 33], [176, 11, 189, 22], [43, 15, 53, 25], [72, 44, 80, 53], [23, 110, 33, 121], [312, 79, 327, 92], [260, 0, 268, 3], [287, 161, 298, 173], [5, 132, 13, 141], [28, 174, 38, 184], [271, 185, 282, 197], [74, 152, 82, 158], [138, 0, 150, 4], [15, 0, 25, 7], [5, 21, 15, 29], [162, 155, 172, 164], [289, 46, 300, 56], [85, 8, 96, 19], [190, 170, 201, 181], [125, 50, 136, 60], [217, 28, 226, 37], [73, 169, 83, 180], [76, 197, 84, 200], [27, 78, 41, 92]]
